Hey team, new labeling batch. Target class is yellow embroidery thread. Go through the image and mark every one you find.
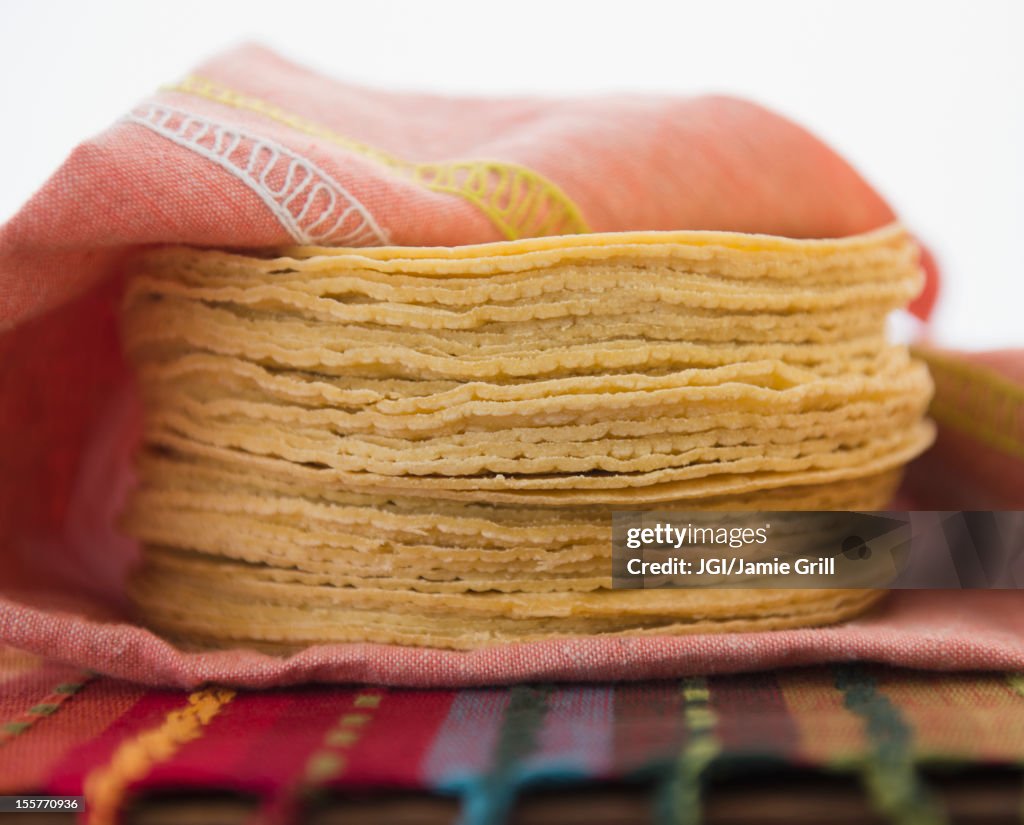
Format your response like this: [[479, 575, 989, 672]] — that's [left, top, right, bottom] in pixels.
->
[[83, 687, 236, 825], [303, 691, 384, 785], [164, 76, 591, 241], [913, 347, 1024, 460]]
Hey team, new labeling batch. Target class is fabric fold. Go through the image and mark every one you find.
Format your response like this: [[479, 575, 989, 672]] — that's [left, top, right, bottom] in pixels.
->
[[0, 44, 1013, 687]]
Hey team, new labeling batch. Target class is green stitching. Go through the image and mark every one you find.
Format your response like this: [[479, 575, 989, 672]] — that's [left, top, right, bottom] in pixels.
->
[[0, 672, 92, 748], [657, 677, 720, 825], [836, 665, 946, 825]]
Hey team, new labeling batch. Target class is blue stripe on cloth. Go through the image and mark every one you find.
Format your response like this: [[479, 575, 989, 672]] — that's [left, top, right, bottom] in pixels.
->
[[458, 685, 553, 825], [517, 685, 614, 782], [421, 689, 511, 794]]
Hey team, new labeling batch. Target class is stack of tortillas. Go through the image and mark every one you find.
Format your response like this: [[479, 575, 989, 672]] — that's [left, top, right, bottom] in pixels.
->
[[119, 226, 934, 651]]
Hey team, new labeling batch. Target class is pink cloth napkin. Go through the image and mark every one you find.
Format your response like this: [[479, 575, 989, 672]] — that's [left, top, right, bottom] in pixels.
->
[[0, 44, 1017, 688]]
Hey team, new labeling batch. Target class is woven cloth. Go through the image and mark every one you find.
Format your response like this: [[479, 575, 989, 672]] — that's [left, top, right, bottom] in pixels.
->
[[2, 645, 1024, 825], [0, 44, 1020, 688]]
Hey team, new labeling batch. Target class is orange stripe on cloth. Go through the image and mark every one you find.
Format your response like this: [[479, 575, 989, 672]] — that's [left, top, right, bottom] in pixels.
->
[[82, 687, 235, 825], [0, 646, 51, 685], [777, 668, 867, 767], [874, 670, 1024, 763]]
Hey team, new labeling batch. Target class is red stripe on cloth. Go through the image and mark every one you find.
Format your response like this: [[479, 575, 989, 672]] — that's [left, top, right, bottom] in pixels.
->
[[710, 671, 800, 760], [0, 679, 146, 794], [138, 688, 359, 797], [331, 690, 457, 789], [611, 682, 687, 776], [44, 690, 181, 795]]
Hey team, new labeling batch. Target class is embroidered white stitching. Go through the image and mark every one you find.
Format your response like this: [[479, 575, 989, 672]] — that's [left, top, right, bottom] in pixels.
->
[[124, 103, 388, 246]]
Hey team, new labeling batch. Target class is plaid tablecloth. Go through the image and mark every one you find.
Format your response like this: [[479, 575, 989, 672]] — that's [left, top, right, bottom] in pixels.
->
[[3, 644, 1023, 825]]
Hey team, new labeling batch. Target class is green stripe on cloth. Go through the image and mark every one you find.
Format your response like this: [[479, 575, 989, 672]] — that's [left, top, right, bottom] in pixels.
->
[[0, 675, 91, 747], [835, 665, 946, 825], [462, 684, 554, 825], [4, 664, 1024, 819], [656, 677, 721, 825]]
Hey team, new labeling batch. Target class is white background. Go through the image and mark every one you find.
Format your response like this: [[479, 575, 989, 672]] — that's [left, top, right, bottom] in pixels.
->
[[1, 0, 1021, 348]]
